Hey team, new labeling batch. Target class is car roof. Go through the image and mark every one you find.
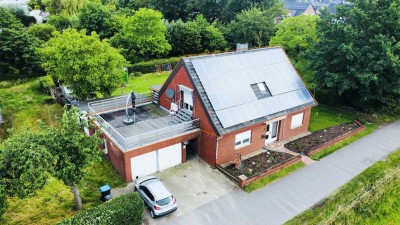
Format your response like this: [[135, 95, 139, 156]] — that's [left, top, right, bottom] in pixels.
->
[[145, 179, 171, 201]]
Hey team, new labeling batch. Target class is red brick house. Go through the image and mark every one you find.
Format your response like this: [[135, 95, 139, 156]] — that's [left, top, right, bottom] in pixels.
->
[[88, 47, 317, 182]]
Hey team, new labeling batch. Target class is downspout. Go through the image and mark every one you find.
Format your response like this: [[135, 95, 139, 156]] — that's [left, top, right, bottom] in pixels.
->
[[216, 136, 223, 162]]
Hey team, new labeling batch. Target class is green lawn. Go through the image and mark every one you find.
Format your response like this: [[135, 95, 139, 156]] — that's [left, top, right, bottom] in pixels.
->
[[244, 162, 305, 192], [308, 104, 358, 132], [286, 149, 400, 225], [0, 78, 125, 225], [111, 72, 169, 96]]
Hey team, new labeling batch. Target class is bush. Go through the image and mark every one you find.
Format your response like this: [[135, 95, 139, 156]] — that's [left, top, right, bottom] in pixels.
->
[[133, 72, 142, 77], [38, 76, 55, 93], [57, 192, 144, 225], [0, 81, 12, 88], [128, 57, 181, 74]]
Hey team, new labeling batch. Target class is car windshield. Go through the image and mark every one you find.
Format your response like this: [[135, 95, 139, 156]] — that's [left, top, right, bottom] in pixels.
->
[[156, 197, 171, 206]]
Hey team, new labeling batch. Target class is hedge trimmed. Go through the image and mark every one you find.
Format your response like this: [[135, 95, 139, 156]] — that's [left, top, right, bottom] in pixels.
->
[[128, 57, 181, 74], [57, 192, 144, 225]]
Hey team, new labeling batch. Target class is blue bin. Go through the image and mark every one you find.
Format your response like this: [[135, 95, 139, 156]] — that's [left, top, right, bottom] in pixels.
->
[[99, 184, 112, 202]]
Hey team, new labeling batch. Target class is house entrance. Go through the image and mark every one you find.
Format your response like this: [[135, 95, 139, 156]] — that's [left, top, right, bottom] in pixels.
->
[[265, 121, 279, 144]]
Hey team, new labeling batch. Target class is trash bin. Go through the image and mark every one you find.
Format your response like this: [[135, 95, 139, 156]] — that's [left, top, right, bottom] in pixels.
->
[[99, 184, 113, 202]]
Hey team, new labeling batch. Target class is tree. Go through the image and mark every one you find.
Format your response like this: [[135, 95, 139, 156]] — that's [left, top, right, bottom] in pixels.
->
[[43, 0, 88, 15], [47, 13, 73, 31], [269, 15, 318, 60], [226, 5, 283, 48], [167, 19, 202, 55], [0, 131, 55, 199], [308, 1, 400, 113], [0, 7, 24, 30], [185, 0, 224, 22], [0, 186, 6, 221], [111, 8, 171, 62], [27, 23, 57, 42], [40, 29, 126, 99], [148, 0, 187, 21], [28, 0, 46, 11], [166, 15, 226, 55], [47, 107, 101, 210], [0, 9, 43, 79], [78, 2, 116, 39]]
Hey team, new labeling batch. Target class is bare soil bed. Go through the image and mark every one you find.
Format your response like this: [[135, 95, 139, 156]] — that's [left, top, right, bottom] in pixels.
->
[[224, 151, 297, 178], [285, 121, 362, 155]]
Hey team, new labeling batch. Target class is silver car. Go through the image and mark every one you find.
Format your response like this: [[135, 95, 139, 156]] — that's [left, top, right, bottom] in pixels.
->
[[135, 176, 178, 218]]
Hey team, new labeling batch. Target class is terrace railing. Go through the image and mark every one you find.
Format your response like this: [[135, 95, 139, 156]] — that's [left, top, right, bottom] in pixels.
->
[[88, 92, 152, 114], [87, 93, 200, 151], [124, 119, 200, 150]]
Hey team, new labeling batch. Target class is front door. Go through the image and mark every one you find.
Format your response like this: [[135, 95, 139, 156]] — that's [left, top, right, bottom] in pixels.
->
[[265, 121, 279, 144]]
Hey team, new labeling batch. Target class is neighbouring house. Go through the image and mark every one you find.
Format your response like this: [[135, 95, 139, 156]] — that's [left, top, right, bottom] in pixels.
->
[[284, 0, 317, 17], [87, 47, 317, 182]]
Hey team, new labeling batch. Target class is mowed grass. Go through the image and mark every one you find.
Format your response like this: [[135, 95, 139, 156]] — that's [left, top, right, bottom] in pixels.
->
[[0, 78, 125, 225], [244, 162, 305, 192], [308, 104, 398, 160], [286, 149, 400, 225], [112, 72, 169, 96]]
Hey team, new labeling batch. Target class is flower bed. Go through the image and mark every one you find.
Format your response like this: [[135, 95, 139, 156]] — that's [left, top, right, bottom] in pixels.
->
[[220, 150, 302, 188], [285, 120, 365, 156]]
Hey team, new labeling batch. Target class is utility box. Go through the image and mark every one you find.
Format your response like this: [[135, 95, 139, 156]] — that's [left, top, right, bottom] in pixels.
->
[[99, 184, 113, 202]]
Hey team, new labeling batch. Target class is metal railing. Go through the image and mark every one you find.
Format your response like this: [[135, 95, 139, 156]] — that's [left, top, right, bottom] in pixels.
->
[[87, 93, 200, 151], [124, 119, 200, 150], [88, 92, 152, 114]]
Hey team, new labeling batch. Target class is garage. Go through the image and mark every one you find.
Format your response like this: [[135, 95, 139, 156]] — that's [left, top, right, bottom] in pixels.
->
[[131, 143, 182, 180]]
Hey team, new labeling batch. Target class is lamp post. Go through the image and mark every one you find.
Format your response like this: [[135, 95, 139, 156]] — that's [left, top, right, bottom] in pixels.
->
[[122, 67, 128, 84]]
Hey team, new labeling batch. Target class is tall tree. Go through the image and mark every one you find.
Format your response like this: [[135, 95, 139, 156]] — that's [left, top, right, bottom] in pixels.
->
[[40, 29, 126, 99], [167, 15, 226, 55], [309, 1, 400, 113], [149, 0, 187, 21], [47, 13, 73, 31], [185, 0, 224, 22], [0, 8, 43, 79], [0, 186, 6, 221], [111, 8, 171, 62], [47, 107, 101, 210], [269, 15, 318, 60], [225, 4, 284, 48], [27, 23, 57, 42], [78, 2, 116, 39]]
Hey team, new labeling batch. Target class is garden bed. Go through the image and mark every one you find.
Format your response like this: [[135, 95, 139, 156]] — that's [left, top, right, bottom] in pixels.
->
[[219, 150, 302, 188], [285, 120, 365, 156]]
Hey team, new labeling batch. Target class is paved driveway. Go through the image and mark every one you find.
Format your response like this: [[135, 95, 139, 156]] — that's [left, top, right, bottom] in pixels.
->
[[164, 120, 400, 225]]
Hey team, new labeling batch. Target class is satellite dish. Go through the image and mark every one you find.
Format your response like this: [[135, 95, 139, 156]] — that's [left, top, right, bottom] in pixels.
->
[[166, 89, 174, 98]]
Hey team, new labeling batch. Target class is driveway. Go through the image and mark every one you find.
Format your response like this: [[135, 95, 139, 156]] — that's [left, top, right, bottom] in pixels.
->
[[163, 120, 400, 225], [112, 154, 237, 225]]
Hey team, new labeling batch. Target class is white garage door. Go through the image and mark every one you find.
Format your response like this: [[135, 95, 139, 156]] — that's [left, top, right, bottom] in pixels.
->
[[131, 143, 182, 180], [131, 151, 157, 179], [158, 143, 182, 171]]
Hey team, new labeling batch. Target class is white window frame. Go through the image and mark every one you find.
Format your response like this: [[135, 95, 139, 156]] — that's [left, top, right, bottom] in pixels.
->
[[235, 130, 252, 149], [291, 112, 304, 129]]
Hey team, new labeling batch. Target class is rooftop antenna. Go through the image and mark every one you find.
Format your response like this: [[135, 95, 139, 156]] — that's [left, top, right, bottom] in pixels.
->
[[123, 91, 135, 125]]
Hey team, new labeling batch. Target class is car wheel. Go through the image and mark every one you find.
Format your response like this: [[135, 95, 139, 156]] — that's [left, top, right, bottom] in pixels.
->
[[150, 210, 155, 219]]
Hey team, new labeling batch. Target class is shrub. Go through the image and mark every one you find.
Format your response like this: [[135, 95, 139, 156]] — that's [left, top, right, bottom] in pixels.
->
[[133, 72, 142, 77], [128, 57, 181, 74], [57, 192, 144, 225], [0, 81, 12, 88], [38, 76, 55, 93]]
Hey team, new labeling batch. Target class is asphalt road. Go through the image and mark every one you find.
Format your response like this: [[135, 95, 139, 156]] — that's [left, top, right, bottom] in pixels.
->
[[164, 120, 400, 225]]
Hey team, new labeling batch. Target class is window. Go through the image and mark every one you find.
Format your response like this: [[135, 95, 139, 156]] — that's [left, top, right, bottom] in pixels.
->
[[140, 186, 155, 201], [291, 112, 304, 129], [235, 130, 252, 149], [251, 82, 272, 99]]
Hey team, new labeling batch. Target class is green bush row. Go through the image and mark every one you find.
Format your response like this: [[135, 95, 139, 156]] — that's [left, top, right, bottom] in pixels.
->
[[57, 192, 144, 225], [128, 57, 181, 74]]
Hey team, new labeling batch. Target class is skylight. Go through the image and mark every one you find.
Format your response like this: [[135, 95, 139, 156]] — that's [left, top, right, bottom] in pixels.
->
[[251, 82, 272, 99]]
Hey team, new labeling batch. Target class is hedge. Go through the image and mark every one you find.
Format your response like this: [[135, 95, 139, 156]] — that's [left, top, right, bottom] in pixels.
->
[[57, 192, 144, 225], [128, 57, 181, 74]]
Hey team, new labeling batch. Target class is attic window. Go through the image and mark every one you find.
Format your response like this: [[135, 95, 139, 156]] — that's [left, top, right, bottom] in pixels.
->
[[251, 82, 272, 99]]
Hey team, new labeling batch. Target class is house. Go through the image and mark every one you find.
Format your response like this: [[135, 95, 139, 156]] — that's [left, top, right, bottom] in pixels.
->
[[284, 0, 318, 17], [87, 47, 317, 182]]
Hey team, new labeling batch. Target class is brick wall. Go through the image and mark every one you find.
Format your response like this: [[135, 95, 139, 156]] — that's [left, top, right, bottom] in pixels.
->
[[279, 107, 312, 141], [216, 124, 265, 165]]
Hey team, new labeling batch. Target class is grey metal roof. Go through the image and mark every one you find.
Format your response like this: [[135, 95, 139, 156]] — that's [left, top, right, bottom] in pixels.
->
[[183, 47, 317, 135]]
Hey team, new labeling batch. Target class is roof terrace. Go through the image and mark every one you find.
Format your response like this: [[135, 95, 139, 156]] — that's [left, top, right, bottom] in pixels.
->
[[87, 93, 200, 151]]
